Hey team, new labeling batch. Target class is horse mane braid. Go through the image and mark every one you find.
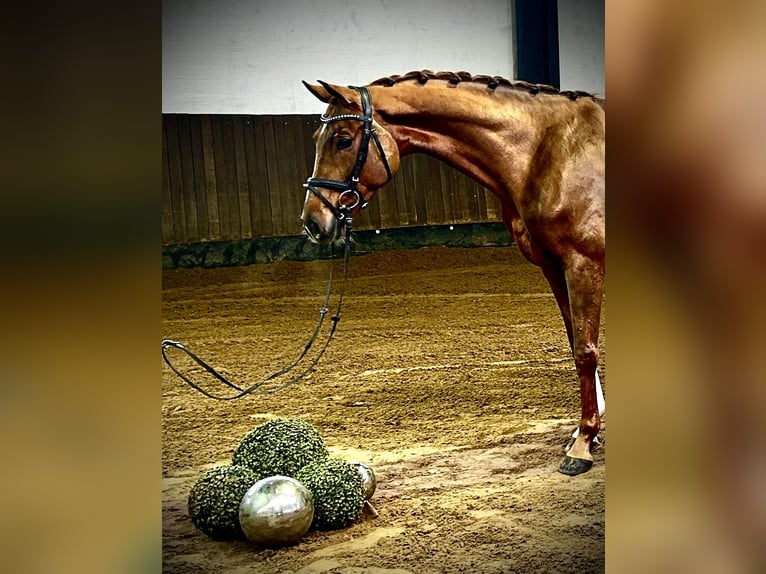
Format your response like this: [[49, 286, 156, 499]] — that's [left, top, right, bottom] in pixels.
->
[[369, 69, 604, 104]]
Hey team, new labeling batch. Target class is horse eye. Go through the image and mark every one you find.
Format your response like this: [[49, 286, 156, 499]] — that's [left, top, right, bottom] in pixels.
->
[[336, 138, 353, 150]]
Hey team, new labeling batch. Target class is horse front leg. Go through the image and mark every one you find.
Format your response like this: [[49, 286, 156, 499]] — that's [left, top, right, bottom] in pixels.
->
[[541, 264, 606, 450], [559, 252, 605, 476]]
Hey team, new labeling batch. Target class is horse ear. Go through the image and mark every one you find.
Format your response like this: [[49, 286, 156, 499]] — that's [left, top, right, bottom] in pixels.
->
[[316, 81, 351, 104], [303, 80, 360, 108], [320, 81, 361, 108], [302, 81, 333, 104]]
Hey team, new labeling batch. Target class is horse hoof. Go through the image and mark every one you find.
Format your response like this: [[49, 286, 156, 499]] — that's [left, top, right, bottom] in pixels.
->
[[558, 456, 593, 476]]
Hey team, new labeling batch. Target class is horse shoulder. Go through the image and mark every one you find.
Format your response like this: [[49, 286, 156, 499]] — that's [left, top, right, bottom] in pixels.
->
[[511, 103, 604, 261]]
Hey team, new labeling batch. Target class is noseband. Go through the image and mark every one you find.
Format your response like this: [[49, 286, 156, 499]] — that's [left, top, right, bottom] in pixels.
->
[[303, 86, 393, 222]]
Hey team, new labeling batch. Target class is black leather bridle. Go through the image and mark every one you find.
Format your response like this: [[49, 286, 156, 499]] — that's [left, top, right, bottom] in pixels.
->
[[303, 85, 393, 221], [161, 88, 394, 400]]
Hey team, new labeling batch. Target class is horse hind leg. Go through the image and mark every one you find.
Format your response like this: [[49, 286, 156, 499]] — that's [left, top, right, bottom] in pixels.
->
[[557, 252, 605, 476]]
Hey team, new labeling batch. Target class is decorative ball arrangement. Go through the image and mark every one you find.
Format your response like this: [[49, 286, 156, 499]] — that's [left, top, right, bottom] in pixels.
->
[[187, 417, 378, 548], [296, 458, 365, 530], [188, 464, 258, 540], [239, 476, 314, 547], [232, 418, 329, 480]]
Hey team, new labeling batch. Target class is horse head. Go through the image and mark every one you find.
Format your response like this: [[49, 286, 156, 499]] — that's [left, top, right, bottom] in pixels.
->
[[301, 81, 400, 243]]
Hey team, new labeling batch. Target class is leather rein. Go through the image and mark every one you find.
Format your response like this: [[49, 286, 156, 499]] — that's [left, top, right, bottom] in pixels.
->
[[161, 86, 390, 399], [161, 236, 350, 399]]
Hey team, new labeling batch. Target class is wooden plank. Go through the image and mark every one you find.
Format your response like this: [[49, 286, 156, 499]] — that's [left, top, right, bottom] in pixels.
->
[[189, 115, 210, 240], [220, 117, 242, 240], [365, 182, 382, 230], [177, 115, 200, 241], [299, 115, 321, 227], [287, 115, 310, 178], [456, 170, 479, 222], [210, 116, 231, 239], [294, 115, 320, 231], [353, 196, 373, 230], [399, 156, 418, 226], [271, 116, 301, 235], [243, 116, 273, 238], [376, 171, 399, 228], [164, 115, 187, 244], [284, 116, 305, 235], [302, 116, 320, 174], [391, 169, 409, 227], [410, 154, 432, 225], [286, 115, 313, 235], [231, 117, 252, 239], [475, 180, 488, 222], [262, 116, 286, 236], [450, 169, 464, 222], [200, 115, 221, 239], [438, 162, 456, 224], [472, 181, 485, 221], [161, 118, 174, 243], [427, 157, 445, 225], [453, 169, 473, 223], [445, 165, 459, 223]]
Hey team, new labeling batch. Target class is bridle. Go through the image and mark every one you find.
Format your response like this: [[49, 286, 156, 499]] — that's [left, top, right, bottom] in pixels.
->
[[303, 85, 393, 222], [161, 87, 392, 400]]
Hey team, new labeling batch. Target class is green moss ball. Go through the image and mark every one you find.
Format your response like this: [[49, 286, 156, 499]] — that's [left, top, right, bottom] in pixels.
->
[[232, 418, 329, 479], [296, 458, 365, 530], [187, 464, 257, 540]]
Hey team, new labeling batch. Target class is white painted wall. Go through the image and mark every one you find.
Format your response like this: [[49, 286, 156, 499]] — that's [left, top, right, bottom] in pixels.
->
[[558, 0, 605, 95], [162, 0, 604, 113], [162, 0, 514, 114]]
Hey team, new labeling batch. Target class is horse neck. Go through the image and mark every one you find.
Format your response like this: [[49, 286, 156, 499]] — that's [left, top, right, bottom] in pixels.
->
[[370, 83, 564, 197]]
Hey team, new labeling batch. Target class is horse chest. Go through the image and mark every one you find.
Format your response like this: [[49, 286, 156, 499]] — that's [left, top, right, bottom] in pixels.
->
[[503, 208, 548, 266]]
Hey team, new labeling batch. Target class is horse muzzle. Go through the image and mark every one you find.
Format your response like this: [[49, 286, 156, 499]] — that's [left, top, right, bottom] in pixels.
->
[[301, 182, 365, 243], [301, 207, 343, 244]]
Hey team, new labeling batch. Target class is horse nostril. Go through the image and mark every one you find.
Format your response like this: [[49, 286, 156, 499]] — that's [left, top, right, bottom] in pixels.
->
[[304, 217, 322, 239]]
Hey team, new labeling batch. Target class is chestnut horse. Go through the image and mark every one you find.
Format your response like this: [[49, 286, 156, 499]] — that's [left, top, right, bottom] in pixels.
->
[[300, 70, 605, 476]]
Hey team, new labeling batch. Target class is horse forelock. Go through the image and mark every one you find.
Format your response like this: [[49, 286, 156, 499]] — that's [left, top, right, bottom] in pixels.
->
[[369, 70, 604, 105]]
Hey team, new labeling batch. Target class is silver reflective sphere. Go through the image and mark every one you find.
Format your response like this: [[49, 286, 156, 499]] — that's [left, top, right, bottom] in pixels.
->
[[350, 461, 376, 500], [238, 476, 314, 547]]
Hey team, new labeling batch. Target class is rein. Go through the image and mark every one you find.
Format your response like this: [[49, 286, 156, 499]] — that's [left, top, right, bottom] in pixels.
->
[[163, 86, 388, 399], [161, 220, 353, 399], [303, 85, 392, 221]]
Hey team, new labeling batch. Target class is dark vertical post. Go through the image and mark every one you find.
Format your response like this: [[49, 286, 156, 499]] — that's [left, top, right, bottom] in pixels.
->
[[513, 0, 560, 88]]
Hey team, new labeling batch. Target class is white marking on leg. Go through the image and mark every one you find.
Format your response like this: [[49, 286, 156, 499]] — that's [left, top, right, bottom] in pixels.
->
[[571, 369, 605, 440], [596, 370, 605, 417]]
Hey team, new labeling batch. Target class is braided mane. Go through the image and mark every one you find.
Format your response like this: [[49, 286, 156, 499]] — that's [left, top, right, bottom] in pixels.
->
[[369, 70, 604, 106]]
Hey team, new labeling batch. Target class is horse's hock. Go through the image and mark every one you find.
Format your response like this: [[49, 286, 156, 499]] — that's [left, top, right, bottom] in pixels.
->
[[162, 245, 605, 573]]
